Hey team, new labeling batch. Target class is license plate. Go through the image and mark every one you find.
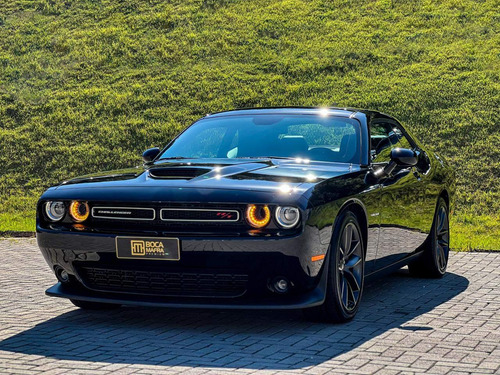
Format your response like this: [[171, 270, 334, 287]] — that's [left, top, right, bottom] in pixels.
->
[[115, 237, 180, 260]]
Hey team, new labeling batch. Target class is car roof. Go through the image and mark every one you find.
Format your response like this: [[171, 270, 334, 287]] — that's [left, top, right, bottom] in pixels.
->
[[206, 106, 394, 120]]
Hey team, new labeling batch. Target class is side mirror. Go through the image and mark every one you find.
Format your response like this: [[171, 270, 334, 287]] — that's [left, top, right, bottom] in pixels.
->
[[367, 148, 417, 183], [390, 148, 418, 167], [142, 147, 160, 163]]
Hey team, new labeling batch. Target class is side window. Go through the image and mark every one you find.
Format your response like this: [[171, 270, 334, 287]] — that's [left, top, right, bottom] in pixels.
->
[[370, 122, 413, 163], [390, 128, 413, 149]]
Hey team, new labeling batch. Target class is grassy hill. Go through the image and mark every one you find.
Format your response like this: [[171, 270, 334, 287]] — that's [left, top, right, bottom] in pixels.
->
[[0, 0, 499, 249]]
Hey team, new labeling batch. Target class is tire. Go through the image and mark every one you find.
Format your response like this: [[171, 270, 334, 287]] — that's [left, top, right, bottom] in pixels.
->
[[70, 299, 121, 310], [408, 197, 450, 278], [303, 211, 365, 323]]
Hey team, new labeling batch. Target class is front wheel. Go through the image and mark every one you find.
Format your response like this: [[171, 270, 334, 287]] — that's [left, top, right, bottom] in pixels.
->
[[303, 211, 365, 323], [408, 197, 450, 278]]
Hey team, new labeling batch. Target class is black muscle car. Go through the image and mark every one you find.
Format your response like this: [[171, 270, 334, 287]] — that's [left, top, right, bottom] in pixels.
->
[[37, 107, 455, 322]]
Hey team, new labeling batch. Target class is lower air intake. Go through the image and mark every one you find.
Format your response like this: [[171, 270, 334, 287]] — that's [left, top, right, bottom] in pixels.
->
[[77, 266, 248, 298]]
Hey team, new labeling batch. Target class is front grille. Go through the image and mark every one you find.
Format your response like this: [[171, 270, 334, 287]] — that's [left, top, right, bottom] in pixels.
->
[[88, 203, 247, 234], [77, 266, 248, 298], [92, 207, 156, 220], [160, 208, 240, 222]]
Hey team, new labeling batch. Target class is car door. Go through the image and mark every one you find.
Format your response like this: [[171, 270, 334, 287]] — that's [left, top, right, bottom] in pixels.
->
[[370, 120, 429, 271]]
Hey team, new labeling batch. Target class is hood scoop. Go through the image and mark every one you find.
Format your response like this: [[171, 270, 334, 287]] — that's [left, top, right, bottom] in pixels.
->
[[149, 167, 211, 180]]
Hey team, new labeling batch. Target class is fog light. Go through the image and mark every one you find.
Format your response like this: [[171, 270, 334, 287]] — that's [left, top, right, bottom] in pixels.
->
[[276, 279, 288, 292], [55, 266, 70, 283], [271, 277, 289, 294]]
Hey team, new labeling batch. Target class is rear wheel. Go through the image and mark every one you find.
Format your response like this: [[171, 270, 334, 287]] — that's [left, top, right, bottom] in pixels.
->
[[70, 299, 121, 310], [303, 211, 365, 323], [408, 198, 449, 278]]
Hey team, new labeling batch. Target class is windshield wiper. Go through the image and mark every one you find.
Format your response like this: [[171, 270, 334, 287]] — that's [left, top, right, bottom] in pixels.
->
[[159, 156, 296, 161], [235, 156, 294, 160], [158, 156, 191, 160]]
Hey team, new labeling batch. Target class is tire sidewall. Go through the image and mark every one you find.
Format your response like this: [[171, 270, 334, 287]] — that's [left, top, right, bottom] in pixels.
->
[[431, 198, 449, 276], [327, 211, 365, 320]]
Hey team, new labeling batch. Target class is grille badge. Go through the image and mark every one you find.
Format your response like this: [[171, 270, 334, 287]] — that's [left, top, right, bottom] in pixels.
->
[[92, 207, 156, 221]]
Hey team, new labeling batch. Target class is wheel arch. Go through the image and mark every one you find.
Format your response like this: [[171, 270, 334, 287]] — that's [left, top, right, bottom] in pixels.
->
[[439, 189, 450, 210]]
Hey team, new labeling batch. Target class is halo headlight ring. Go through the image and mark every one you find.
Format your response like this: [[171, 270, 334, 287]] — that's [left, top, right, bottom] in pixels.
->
[[275, 206, 300, 229], [45, 201, 66, 222], [246, 204, 271, 228], [69, 201, 90, 223]]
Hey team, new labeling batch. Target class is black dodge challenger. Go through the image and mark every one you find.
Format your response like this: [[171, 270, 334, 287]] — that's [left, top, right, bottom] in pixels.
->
[[37, 107, 455, 322]]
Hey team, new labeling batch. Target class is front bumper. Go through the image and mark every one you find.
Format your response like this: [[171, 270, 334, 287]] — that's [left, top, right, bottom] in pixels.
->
[[37, 226, 330, 309]]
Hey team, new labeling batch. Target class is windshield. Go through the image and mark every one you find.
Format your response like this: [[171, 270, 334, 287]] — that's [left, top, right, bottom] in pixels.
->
[[159, 114, 361, 164]]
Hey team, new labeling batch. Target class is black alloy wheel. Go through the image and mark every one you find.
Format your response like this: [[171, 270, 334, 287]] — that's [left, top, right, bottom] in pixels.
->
[[409, 197, 449, 278], [434, 204, 450, 274], [336, 221, 364, 312], [303, 211, 365, 323]]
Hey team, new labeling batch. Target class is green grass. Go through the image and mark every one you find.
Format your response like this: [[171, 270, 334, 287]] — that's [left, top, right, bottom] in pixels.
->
[[0, 193, 38, 232], [0, 0, 499, 249], [0, 213, 34, 232], [451, 214, 500, 251]]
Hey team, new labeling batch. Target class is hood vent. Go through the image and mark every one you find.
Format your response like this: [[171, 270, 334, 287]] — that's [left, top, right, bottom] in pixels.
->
[[148, 167, 211, 180]]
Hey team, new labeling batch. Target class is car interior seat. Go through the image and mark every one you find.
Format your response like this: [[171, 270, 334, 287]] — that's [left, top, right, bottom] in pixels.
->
[[339, 133, 358, 163]]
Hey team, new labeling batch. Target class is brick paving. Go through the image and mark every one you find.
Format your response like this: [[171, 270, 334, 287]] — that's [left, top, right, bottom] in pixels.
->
[[0, 238, 498, 375]]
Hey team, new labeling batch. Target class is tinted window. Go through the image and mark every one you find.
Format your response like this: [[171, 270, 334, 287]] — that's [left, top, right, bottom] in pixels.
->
[[370, 122, 413, 163], [160, 115, 362, 163], [177, 126, 227, 158]]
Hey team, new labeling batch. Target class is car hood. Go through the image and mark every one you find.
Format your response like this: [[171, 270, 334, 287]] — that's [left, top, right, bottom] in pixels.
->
[[43, 158, 360, 204]]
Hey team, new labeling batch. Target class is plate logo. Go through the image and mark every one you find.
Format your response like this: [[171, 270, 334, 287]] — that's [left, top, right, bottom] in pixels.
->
[[130, 240, 166, 256], [130, 240, 146, 256]]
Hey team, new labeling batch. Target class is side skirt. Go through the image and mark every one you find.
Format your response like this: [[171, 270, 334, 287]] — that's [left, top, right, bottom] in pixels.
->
[[365, 251, 424, 281]]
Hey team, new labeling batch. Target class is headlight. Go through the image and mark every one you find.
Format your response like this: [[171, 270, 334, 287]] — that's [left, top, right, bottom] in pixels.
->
[[45, 201, 66, 222], [69, 201, 89, 222], [246, 204, 271, 228], [275, 206, 300, 228]]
